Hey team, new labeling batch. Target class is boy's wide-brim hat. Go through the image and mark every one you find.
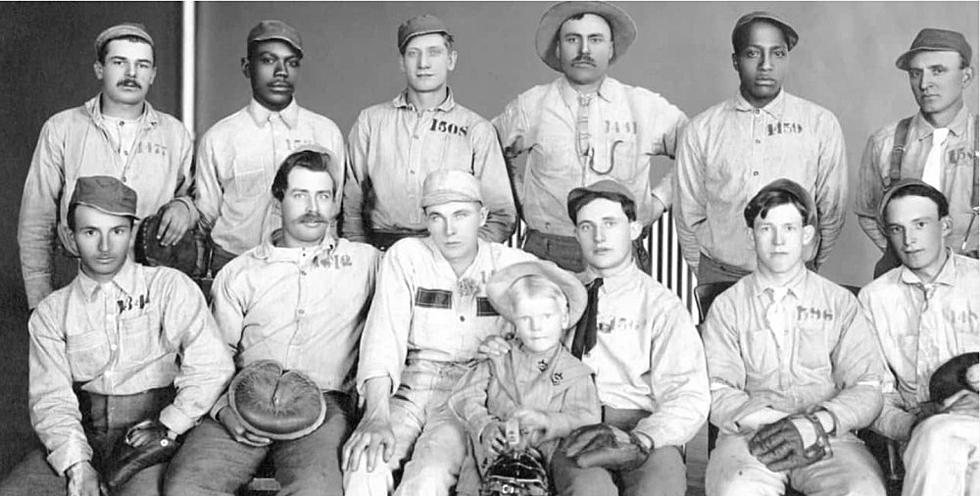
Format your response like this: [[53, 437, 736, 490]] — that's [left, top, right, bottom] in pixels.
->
[[486, 261, 587, 324], [535, 1, 637, 72]]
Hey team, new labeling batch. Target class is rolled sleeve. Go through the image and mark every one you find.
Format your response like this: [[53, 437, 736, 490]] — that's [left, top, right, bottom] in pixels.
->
[[648, 110, 688, 211], [633, 298, 710, 447], [341, 113, 370, 242], [671, 124, 707, 270], [470, 120, 517, 243], [813, 114, 848, 268], [193, 131, 223, 233], [855, 135, 890, 251], [19, 120, 66, 309], [28, 302, 93, 474], [162, 272, 235, 434], [492, 97, 531, 208], [355, 244, 413, 395]]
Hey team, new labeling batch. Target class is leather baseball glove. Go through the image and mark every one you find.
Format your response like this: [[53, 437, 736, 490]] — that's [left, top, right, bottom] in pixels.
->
[[930, 352, 980, 403], [561, 423, 651, 472], [105, 419, 180, 490], [749, 412, 832, 472], [134, 213, 201, 276]]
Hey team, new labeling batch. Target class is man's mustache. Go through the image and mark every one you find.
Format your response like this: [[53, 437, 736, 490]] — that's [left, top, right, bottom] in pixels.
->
[[571, 55, 596, 66], [297, 213, 326, 224], [118, 79, 142, 89]]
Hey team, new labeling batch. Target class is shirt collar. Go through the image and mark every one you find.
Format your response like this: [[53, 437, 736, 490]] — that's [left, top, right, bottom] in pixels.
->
[[731, 88, 787, 118], [86, 94, 158, 129], [247, 97, 300, 128], [392, 88, 457, 112], [251, 229, 338, 264], [911, 105, 970, 141], [580, 259, 638, 289], [751, 264, 808, 300], [898, 247, 957, 287], [558, 76, 619, 108], [75, 258, 142, 300]]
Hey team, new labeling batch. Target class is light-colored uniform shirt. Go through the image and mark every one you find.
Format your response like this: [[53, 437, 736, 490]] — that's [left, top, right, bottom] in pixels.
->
[[673, 90, 848, 273], [493, 76, 686, 237], [28, 260, 232, 474], [860, 252, 980, 440], [573, 263, 710, 448], [342, 90, 516, 243], [209, 231, 380, 416], [702, 268, 885, 436], [855, 107, 979, 254], [19, 95, 197, 308], [355, 237, 535, 394], [195, 99, 346, 256]]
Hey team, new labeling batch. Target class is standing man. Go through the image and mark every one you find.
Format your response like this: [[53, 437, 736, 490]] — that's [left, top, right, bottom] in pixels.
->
[[859, 179, 979, 496], [166, 146, 380, 495], [856, 28, 978, 277], [195, 20, 345, 273], [342, 14, 516, 250], [674, 12, 847, 284], [342, 170, 535, 495], [551, 180, 710, 496], [0, 176, 232, 495], [19, 23, 197, 309], [494, 1, 687, 272], [701, 179, 886, 496]]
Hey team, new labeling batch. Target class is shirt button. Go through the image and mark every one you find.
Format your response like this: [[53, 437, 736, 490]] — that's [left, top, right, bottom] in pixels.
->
[[753, 171, 759, 176], [413, 135, 420, 140], [300, 270, 307, 276], [298, 309, 305, 315], [109, 343, 117, 350], [755, 139, 761, 144], [410, 170, 416, 175], [755, 109, 761, 115], [459, 316, 465, 322]]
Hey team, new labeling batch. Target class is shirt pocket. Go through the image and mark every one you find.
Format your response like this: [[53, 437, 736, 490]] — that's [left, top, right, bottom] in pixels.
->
[[66, 329, 111, 380], [118, 312, 156, 366], [794, 322, 832, 373], [231, 158, 268, 198], [743, 327, 778, 375]]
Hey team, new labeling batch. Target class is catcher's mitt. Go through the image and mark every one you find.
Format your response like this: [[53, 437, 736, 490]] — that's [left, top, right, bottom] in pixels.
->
[[480, 447, 550, 496], [930, 352, 980, 403], [134, 213, 201, 276], [105, 419, 180, 490], [228, 360, 326, 441], [749, 412, 832, 472]]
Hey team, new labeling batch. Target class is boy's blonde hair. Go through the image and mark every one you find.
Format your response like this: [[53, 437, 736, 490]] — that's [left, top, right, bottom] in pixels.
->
[[506, 275, 569, 315]]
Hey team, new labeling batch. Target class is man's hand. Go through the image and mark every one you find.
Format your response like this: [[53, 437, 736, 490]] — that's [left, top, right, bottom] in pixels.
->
[[125, 419, 176, 447], [476, 335, 511, 360], [217, 406, 272, 447], [511, 409, 551, 445], [66, 461, 105, 496], [155, 201, 193, 246], [480, 420, 508, 457], [561, 423, 650, 472], [749, 413, 832, 472], [342, 414, 395, 473], [941, 390, 980, 417]]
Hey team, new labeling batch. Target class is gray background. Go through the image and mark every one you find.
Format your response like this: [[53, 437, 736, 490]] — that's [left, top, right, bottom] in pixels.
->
[[0, 0, 978, 480]]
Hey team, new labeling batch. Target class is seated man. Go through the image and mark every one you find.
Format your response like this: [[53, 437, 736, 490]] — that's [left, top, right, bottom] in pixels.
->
[[0, 177, 232, 496], [342, 170, 536, 495], [545, 179, 710, 496], [859, 179, 979, 496], [449, 260, 600, 496], [701, 179, 887, 496], [164, 146, 380, 496]]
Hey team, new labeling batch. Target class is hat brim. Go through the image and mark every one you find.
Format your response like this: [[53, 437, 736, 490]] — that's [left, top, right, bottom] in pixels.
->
[[895, 46, 961, 70], [486, 261, 587, 327], [535, 1, 637, 72], [420, 192, 483, 209], [399, 29, 450, 50], [73, 201, 139, 221]]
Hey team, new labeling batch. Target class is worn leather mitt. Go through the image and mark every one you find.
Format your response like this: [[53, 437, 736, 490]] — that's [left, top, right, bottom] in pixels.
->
[[480, 447, 550, 496], [105, 419, 179, 490], [134, 213, 200, 276], [930, 352, 980, 402], [561, 423, 650, 472], [228, 360, 326, 441], [749, 412, 832, 472]]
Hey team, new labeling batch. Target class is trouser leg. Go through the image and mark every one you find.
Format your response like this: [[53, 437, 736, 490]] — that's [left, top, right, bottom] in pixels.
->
[[163, 418, 267, 496]]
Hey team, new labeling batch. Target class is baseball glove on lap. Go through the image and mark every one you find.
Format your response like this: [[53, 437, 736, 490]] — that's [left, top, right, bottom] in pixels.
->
[[105, 419, 179, 490], [930, 352, 980, 402], [561, 423, 650, 472], [749, 412, 832, 472]]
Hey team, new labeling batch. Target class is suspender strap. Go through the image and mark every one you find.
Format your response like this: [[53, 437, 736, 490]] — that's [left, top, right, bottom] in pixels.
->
[[888, 117, 913, 188], [972, 114, 978, 208]]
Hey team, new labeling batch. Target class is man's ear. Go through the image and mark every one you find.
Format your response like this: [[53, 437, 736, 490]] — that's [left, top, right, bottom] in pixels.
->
[[66, 229, 79, 255], [629, 220, 642, 241], [803, 224, 816, 245], [241, 57, 251, 79], [940, 215, 953, 238], [962, 65, 975, 87], [93, 61, 104, 81], [746, 225, 756, 246], [448, 50, 458, 72], [731, 53, 739, 73], [479, 206, 489, 227]]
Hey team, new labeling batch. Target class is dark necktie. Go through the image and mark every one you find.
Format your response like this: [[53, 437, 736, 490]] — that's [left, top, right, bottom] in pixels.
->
[[572, 277, 603, 358]]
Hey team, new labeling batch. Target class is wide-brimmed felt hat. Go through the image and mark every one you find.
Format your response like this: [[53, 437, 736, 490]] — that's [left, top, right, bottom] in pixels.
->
[[535, 1, 637, 73], [896, 28, 972, 70], [486, 260, 587, 325]]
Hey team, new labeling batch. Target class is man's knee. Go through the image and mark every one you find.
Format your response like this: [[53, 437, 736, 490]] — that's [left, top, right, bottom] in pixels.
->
[[621, 446, 686, 496], [909, 414, 963, 451], [343, 457, 394, 496], [833, 473, 887, 496], [705, 458, 783, 496]]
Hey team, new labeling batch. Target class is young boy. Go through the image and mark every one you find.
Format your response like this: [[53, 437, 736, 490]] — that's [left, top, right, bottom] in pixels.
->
[[450, 261, 600, 496]]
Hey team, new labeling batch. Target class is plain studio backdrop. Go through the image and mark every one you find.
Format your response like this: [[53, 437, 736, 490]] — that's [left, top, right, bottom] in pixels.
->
[[0, 0, 977, 477]]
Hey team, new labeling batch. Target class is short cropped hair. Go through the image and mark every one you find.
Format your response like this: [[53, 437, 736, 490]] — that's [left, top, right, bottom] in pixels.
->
[[569, 191, 637, 224], [98, 34, 155, 65], [744, 188, 811, 228], [270, 150, 336, 201]]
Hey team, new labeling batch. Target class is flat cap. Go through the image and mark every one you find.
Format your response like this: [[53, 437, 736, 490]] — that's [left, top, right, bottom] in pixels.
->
[[567, 179, 636, 223], [421, 170, 483, 208], [486, 260, 588, 325], [247, 20, 303, 56], [896, 28, 972, 70], [535, 1, 637, 72], [69, 176, 139, 220], [398, 14, 451, 51], [732, 11, 799, 51], [94, 23, 154, 58]]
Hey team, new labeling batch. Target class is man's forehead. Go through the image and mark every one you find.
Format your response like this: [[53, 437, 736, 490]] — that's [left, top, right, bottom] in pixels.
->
[[252, 39, 301, 58], [104, 38, 154, 58], [743, 21, 789, 47], [576, 197, 627, 219], [885, 195, 941, 219], [559, 13, 611, 35], [425, 201, 480, 214], [286, 168, 333, 189], [403, 33, 449, 51], [907, 50, 962, 68]]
